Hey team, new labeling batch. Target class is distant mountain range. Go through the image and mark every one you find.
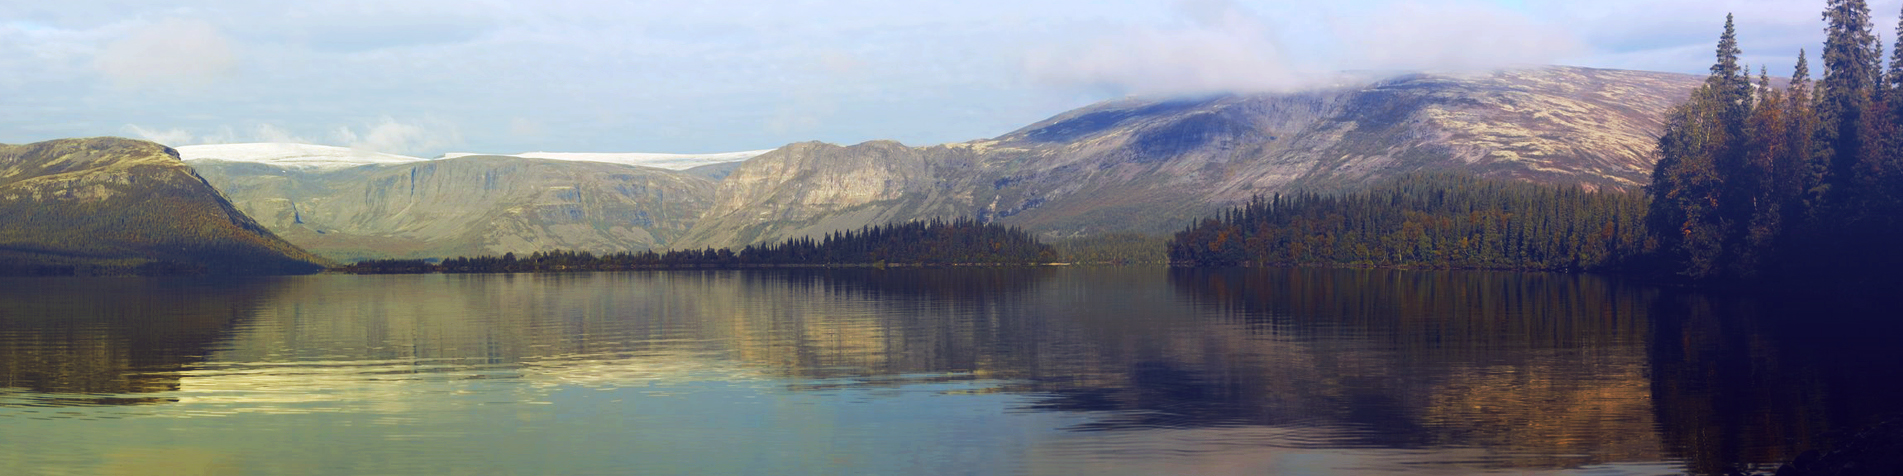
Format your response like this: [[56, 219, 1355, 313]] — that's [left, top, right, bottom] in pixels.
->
[[175, 143, 768, 171], [437, 150, 772, 170], [671, 66, 1701, 250], [178, 143, 774, 261], [187, 156, 717, 263], [14, 66, 1703, 266], [0, 138, 328, 275]]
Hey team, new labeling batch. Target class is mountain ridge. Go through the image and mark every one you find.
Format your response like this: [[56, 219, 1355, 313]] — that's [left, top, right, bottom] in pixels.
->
[[184, 66, 1704, 261], [0, 137, 329, 275], [190, 154, 718, 262], [670, 66, 1702, 250]]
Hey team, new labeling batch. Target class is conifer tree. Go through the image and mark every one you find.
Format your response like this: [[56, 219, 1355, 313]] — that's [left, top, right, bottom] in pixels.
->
[[1787, 50, 1828, 212], [1648, 15, 1751, 278], [1738, 66, 1787, 274], [1712, 15, 1753, 127], [1816, 0, 1876, 210]]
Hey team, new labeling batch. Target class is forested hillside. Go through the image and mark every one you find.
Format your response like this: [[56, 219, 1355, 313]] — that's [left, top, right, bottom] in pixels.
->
[[1174, 6, 1903, 286], [1167, 174, 1648, 271], [344, 219, 1055, 273]]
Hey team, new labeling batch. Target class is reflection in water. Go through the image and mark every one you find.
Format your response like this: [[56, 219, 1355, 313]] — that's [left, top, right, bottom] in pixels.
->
[[0, 278, 281, 405], [1648, 290, 1903, 474], [1157, 269, 1662, 470], [1, 269, 1899, 475]]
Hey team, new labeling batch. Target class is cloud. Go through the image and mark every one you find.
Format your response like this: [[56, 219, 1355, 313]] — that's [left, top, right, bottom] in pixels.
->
[[123, 125, 197, 146], [93, 18, 238, 91], [5, 0, 1835, 153], [1024, 0, 1584, 97], [332, 117, 463, 155], [252, 123, 306, 143], [1023, 0, 1323, 96], [1338, 1, 1583, 72]]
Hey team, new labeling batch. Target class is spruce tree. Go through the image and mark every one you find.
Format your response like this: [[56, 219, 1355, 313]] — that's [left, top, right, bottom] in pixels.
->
[[1889, 13, 1903, 98], [1738, 66, 1787, 275], [1647, 15, 1753, 278], [1816, 0, 1876, 210], [1712, 14, 1752, 125]]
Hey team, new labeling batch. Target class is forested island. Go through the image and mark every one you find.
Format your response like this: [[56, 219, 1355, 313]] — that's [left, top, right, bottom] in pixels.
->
[[342, 218, 1057, 274], [1175, 10, 1903, 286]]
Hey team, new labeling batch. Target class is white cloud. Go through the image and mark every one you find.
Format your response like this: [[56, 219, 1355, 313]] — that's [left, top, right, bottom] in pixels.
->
[[1339, 1, 1583, 72], [121, 118, 461, 154], [92, 18, 237, 91], [121, 122, 324, 147], [123, 124, 196, 146], [332, 117, 462, 155], [252, 123, 306, 143], [3, 0, 1867, 153], [1024, 0, 1585, 97], [1024, 0, 1325, 96]]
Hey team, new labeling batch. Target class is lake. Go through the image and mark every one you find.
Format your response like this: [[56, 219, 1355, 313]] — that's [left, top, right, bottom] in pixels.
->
[[3, 268, 1898, 475]]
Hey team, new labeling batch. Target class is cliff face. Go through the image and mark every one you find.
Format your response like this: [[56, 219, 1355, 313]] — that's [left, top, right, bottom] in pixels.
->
[[674, 67, 1702, 250], [190, 155, 717, 261], [0, 138, 327, 275]]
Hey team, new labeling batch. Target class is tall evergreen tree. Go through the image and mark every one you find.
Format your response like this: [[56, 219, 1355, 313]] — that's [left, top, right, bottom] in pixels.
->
[[1712, 14, 1754, 129], [1816, 0, 1877, 210], [1737, 66, 1788, 274], [1787, 50, 1829, 213], [1648, 15, 1753, 278], [1889, 13, 1903, 98]]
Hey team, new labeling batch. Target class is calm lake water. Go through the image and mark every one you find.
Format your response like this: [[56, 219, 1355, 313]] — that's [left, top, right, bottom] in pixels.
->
[[3, 268, 1899, 475]]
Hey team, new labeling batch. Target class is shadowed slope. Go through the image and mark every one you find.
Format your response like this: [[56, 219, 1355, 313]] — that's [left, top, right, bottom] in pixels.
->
[[0, 138, 328, 275]]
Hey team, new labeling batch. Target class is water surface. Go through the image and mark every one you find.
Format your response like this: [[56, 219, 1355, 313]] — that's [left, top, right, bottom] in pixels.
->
[[2, 268, 1897, 475]]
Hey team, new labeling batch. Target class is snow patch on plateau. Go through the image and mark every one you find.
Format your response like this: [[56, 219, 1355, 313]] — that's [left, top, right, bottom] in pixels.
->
[[178, 143, 428, 170], [438, 150, 771, 170]]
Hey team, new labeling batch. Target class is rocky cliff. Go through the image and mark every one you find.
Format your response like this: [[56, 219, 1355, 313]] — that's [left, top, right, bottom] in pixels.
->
[[189, 155, 717, 261], [0, 138, 328, 275], [673, 66, 1702, 250]]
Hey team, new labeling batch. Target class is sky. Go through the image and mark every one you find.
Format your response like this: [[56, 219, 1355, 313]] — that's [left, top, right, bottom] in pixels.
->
[[0, 0, 1877, 156]]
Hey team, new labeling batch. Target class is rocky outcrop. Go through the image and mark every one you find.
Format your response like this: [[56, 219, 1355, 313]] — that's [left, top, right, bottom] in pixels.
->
[[674, 66, 1702, 250], [190, 155, 717, 261], [0, 138, 328, 275]]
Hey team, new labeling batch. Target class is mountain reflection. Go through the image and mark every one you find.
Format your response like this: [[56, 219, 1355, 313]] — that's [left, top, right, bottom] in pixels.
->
[[0, 277, 285, 405], [4, 269, 1900, 474]]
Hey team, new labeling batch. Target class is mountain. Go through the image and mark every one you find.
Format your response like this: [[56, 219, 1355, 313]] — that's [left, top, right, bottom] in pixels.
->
[[671, 66, 1703, 250], [0, 138, 328, 275], [437, 150, 771, 170], [188, 153, 717, 262]]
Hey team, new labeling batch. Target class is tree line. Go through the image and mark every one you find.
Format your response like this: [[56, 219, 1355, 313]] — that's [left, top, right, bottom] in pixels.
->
[[1166, 173, 1649, 271], [1648, 4, 1903, 281], [342, 218, 1057, 274], [1171, 3, 1903, 285]]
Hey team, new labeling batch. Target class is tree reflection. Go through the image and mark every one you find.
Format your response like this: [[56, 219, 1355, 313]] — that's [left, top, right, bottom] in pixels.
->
[[7, 269, 1900, 474], [0, 277, 288, 405], [1649, 289, 1903, 475]]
